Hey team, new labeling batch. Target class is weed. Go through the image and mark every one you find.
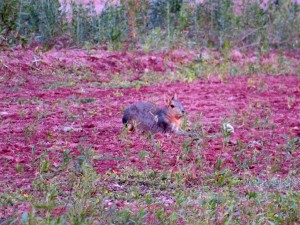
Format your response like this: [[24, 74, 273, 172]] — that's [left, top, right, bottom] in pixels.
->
[[23, 122, 37, 140], [286, 96, 296, 109], [15, 163, 24, 173]]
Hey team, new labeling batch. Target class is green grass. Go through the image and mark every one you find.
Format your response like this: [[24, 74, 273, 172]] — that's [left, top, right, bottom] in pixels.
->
[[0, 0, 299, 50], [1, 148, 299, 224], [37, 51, 299, 92]]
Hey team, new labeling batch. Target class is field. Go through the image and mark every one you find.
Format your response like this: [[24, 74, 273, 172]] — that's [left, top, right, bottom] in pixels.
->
[[1, 0, 300, 223], [0, 47, 299, 224]]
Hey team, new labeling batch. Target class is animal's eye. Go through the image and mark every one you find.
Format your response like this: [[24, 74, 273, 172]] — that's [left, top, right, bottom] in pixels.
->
[[170, 105, 175, 108]]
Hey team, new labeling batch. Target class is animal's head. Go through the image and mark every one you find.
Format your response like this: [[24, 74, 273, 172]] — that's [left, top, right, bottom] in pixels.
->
[[165, 93, 185, 123]]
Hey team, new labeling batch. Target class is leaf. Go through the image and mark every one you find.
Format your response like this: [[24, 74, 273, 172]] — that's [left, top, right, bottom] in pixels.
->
[[224, 40, 231, 50]]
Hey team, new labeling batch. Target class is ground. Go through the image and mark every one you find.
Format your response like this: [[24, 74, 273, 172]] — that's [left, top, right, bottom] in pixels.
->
[[0, 47, 299, 223]]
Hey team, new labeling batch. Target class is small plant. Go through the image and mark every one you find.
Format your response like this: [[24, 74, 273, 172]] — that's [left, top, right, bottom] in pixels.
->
[[23, 122, 36, 140], [287, 96, 296, 109], [15, 163, 24, 173]]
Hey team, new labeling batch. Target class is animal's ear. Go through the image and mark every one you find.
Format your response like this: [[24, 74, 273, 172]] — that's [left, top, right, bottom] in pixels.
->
[[172, 93, 178, 100], [164, 94, 171, 105]]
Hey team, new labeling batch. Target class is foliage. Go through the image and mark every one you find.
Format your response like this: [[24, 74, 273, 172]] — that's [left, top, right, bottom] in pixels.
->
[[0, 0, 299, 49], [90, 4, 128, 46], [0, 0, 63, 46]]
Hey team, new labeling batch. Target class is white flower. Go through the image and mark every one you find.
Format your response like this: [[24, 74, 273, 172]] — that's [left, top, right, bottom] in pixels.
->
[[223, 122, 234, 134]]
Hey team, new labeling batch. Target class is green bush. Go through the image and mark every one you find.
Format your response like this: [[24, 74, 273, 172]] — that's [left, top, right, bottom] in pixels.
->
[[0, 0, 63, 46], [0, 0, 299, 49]]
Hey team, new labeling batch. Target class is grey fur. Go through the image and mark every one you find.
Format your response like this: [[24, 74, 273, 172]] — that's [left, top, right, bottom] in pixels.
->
[[122, 101, 184, 133]]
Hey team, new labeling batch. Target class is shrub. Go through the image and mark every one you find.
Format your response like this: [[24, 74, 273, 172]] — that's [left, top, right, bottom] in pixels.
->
[[0, 0, 299, 49]]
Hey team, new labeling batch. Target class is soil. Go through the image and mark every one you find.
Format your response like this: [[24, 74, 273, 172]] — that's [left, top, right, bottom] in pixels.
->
[[0, 48, 299, 191]]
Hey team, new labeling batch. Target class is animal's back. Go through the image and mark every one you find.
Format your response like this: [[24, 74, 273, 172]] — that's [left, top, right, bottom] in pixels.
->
[[122, 102, 168, 133]]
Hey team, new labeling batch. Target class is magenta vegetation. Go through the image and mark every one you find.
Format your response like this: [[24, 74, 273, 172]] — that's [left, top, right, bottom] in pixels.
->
[[0, 48, 299, 191]]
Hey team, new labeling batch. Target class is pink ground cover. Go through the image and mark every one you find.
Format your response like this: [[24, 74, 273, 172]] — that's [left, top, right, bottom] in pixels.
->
[[0, 48, 299, 192]]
